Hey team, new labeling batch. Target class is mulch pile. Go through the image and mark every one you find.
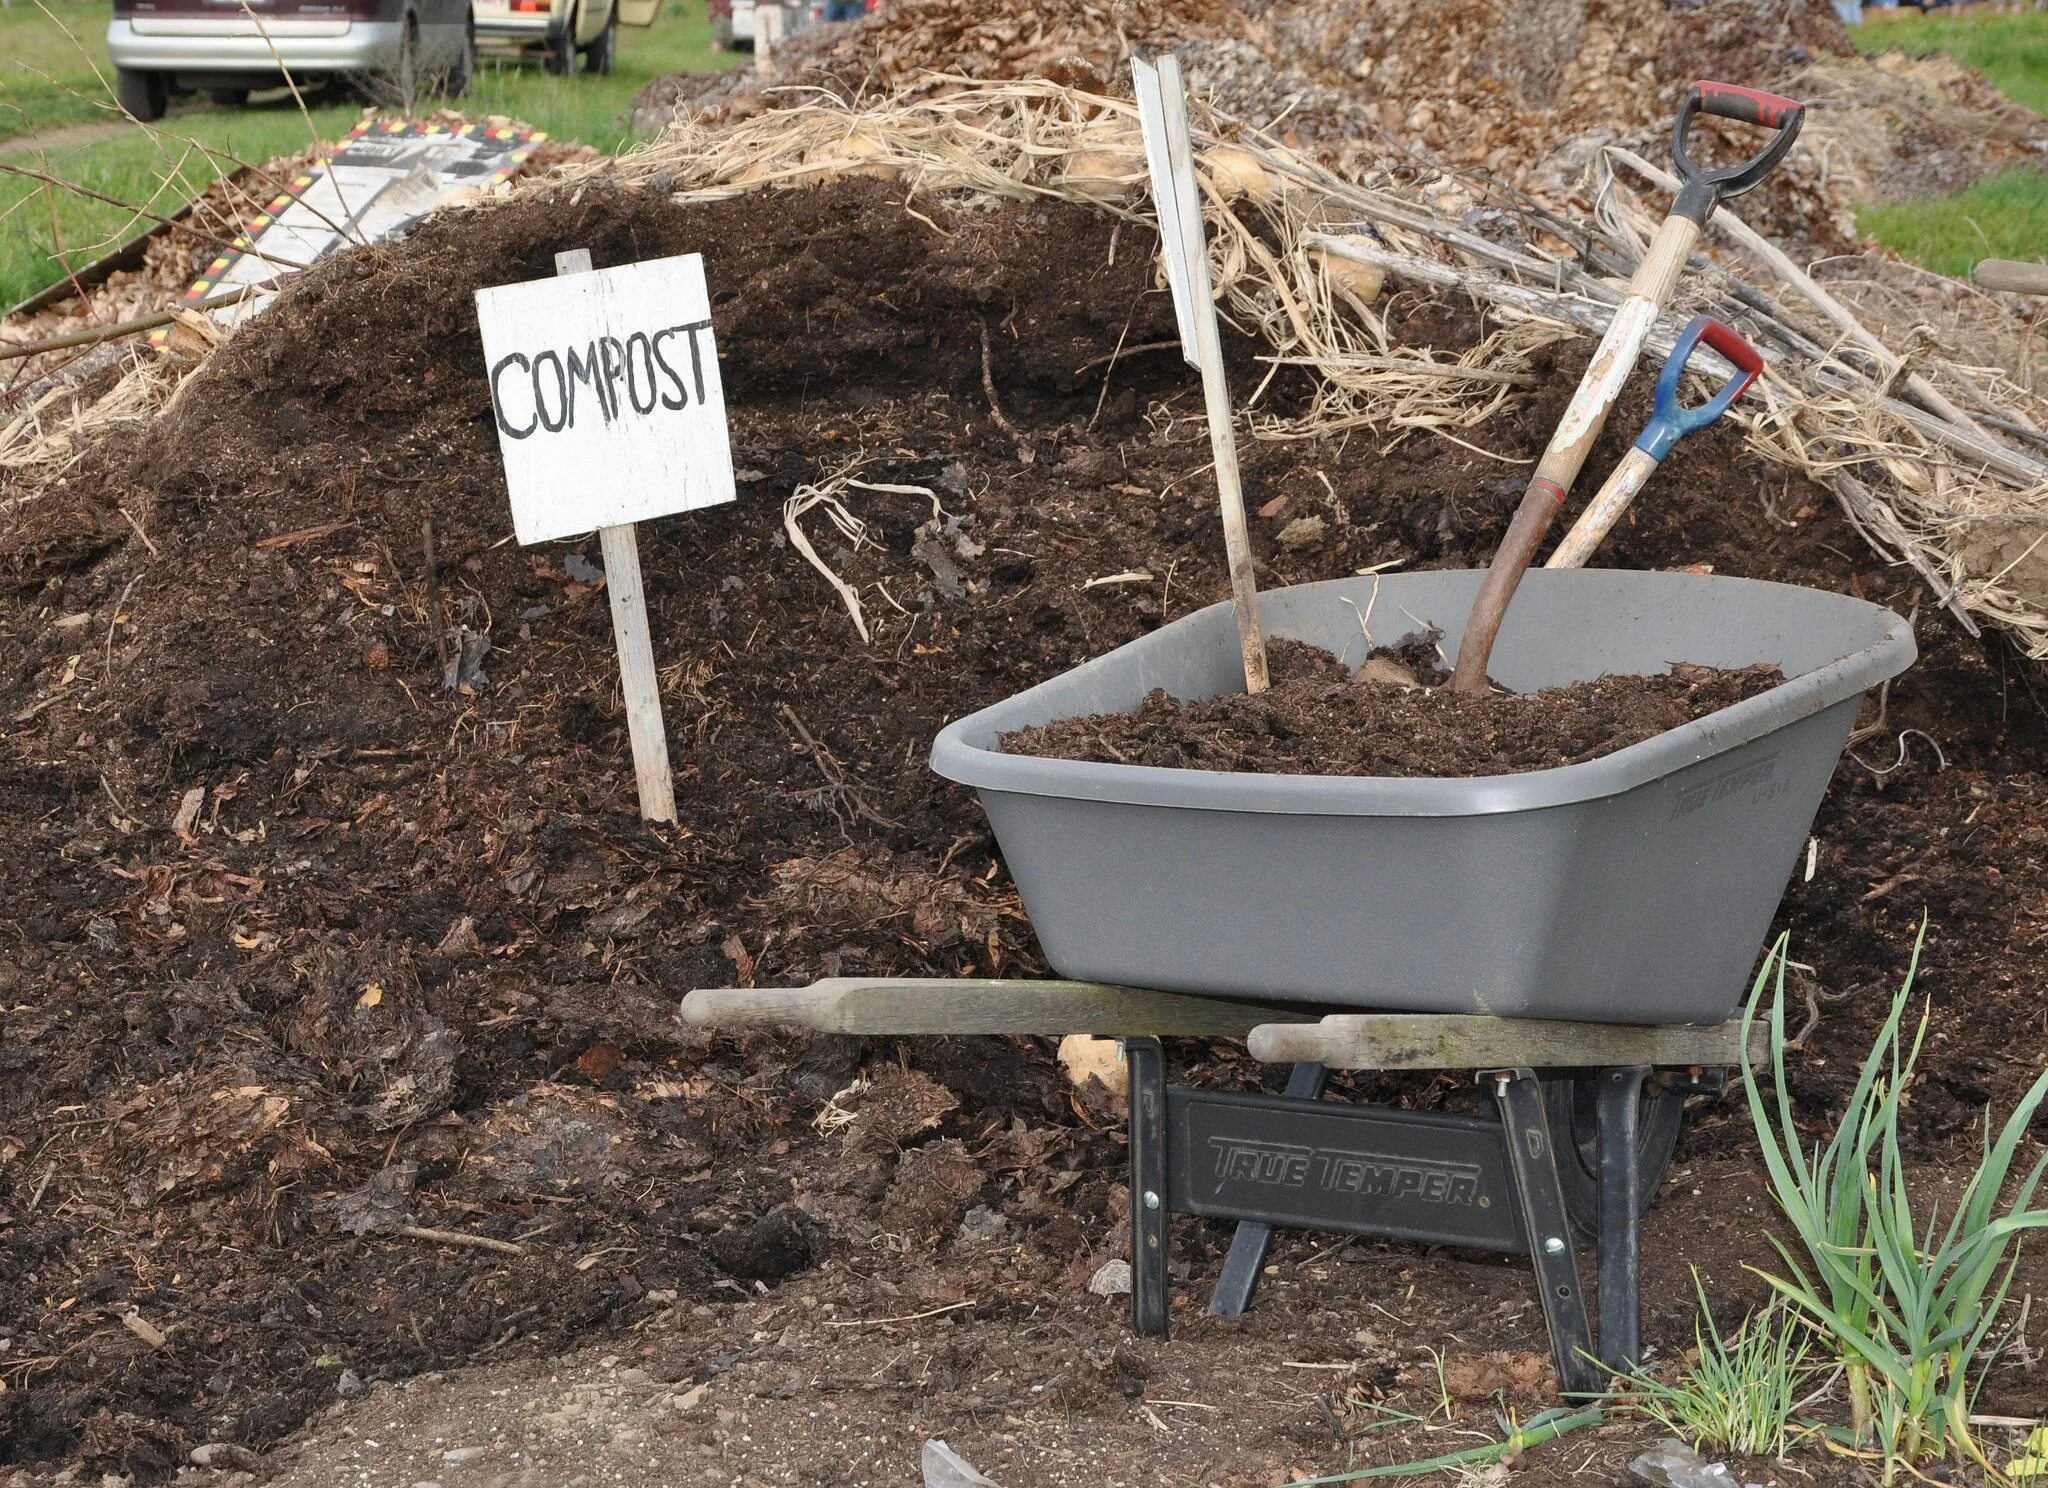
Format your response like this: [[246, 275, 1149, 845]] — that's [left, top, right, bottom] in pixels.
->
[[631, 0, 2048, 253], [0, 176, 2044, 1481], [1002, 640, 1785, 777]]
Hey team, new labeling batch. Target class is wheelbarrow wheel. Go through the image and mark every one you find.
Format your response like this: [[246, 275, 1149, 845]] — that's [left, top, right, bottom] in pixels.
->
[[1542, 1076, 1685, 1248]]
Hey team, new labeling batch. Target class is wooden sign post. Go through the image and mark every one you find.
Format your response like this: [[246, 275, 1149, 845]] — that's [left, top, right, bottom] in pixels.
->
[[475, 249, 738, 823], [1132, 54, 1269, 694]]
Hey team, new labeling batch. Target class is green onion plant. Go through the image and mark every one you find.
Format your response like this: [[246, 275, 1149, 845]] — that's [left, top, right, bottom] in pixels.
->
[[1742, 930, 2048, 1482]]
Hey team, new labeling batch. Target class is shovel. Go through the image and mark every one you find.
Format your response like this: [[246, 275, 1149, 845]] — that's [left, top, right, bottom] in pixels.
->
[[1544, 315, 1763, 570], [1449, 81, 1804, 692]]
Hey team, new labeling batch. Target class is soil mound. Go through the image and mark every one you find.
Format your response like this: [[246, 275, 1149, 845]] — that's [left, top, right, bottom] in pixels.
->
[[2, 177, 2045, 1478], [1002, 639, 1784, 776]]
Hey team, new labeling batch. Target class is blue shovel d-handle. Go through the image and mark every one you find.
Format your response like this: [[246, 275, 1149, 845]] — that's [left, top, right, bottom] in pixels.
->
[[1545, 314, 1764, 569], [1636, 314, 1765, 461]]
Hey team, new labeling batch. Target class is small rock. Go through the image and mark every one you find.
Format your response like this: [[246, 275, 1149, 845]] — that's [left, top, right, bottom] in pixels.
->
[[1087, 1259, 1132, 1297], [1275, 514, 1326, 549], [335, 1369, 367, 1398], [1355, 655, 1420, 690], [412, 1481, 445, 1488], [958, 1205, 1010, 1243], [189, 1445, 261, 1472], [1630, 1438, 1740, 1488], [442, 1447, 487, 1465]]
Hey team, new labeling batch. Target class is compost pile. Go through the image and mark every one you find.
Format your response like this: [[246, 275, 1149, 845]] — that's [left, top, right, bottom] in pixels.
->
[[1001, 641, 1785, 777], [1, 167, 2046, 1482]]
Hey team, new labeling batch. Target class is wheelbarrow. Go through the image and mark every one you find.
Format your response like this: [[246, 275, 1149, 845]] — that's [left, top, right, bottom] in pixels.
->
[[685, 570, 1913, 1393]]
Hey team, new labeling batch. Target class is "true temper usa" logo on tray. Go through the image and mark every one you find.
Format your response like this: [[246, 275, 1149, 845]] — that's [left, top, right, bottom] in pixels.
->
[[1671, 752, 1784, 818], [1205, 1136, 1484, 1206]]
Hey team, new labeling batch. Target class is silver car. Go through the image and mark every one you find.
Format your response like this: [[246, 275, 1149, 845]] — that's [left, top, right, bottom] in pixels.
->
[[105, 0, 473, 120]]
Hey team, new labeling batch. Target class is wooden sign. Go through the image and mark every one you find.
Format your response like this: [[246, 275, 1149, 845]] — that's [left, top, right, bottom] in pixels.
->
[[475, 251, 736, 546], [475, 250, 738, 823], [1131, 55, 1269, 694]]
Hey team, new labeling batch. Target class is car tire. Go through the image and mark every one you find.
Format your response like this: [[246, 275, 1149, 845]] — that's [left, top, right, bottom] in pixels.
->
[[545, 18, 578, 74], [443, 17, 476, 96], [206, 87, 250, 106], [115, 68, 169, 122], [581, 5, 617, 73], [395, 13, 420, 102]]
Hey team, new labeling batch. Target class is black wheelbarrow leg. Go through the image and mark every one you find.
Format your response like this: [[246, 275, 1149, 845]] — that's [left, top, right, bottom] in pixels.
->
[[1208, 1061, 1330, 1317], [1124, 1036, 1171, 1339], [1595, 1065, 1652, 1375], [1492, 1069, 1601, 1397]]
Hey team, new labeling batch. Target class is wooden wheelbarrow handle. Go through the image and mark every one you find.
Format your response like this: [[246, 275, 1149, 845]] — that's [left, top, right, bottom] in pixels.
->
[[680, 978, 1317, 1037], [1977, 259, 2048, 298]]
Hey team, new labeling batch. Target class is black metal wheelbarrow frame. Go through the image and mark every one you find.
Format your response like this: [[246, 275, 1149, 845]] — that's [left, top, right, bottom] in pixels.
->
[[682, 977, 1760, 1395]]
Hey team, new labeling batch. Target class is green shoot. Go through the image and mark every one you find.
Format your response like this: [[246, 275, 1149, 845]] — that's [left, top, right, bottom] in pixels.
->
[[1608, 1271, 1817, 1459]]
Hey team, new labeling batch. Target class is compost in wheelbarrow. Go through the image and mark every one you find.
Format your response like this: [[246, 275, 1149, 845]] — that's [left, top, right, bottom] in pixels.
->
[[930, 569, 1916, 1024]]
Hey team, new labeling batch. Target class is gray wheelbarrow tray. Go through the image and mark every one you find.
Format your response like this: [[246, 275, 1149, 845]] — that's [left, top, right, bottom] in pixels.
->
[[930, 569, 1914, 1024]]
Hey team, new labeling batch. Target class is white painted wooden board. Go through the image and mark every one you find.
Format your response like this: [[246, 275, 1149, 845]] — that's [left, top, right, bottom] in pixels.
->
[[1130, 53, 1270, 693], [475, 253, 737, 546], [1131, 56, 1200, 366]]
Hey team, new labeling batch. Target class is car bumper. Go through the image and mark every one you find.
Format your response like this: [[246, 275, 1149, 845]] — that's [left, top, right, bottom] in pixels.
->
[[106, 17, 405, 73], [474, 12, 563, 43]]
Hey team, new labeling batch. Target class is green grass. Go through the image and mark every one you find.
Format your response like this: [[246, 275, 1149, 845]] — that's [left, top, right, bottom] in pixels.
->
[[1857, 7, 2048, 115], [1856, 166, 2048, 278], [1850, 6, 2048, 277], [0, 0, 734, 307], [1608, 1274, 1815, 1461]]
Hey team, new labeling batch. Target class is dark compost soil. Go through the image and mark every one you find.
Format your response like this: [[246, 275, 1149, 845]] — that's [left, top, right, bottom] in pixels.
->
[[1001, 638, 1786, 777], [0, 176, 2044, 1485]]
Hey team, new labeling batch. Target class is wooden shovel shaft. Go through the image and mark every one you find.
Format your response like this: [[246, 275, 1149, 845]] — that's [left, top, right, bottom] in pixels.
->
[[1545, 446, 1659, 570], [1449, 214, 1701, 692]]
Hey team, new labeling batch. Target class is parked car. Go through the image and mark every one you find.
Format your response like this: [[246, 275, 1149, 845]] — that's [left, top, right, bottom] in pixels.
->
[[473, 0, 654, 76], [106, 0, 474, 121], [722, 0, 864, 49]]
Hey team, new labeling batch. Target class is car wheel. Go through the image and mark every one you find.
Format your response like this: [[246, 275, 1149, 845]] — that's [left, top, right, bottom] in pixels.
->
[[442, 17, 476, 96], [114, 68, 168, 122], [581, 5, 617, 73], [395, 13, 421, 103], [206, 87, 250, 106], [545, 18, 578, 75]]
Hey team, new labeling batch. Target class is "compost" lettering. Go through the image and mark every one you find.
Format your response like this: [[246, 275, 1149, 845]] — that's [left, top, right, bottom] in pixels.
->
[[489, 318, 714, 439]]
